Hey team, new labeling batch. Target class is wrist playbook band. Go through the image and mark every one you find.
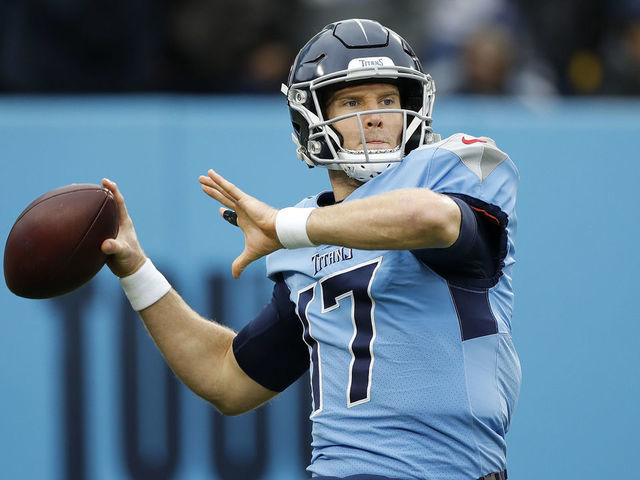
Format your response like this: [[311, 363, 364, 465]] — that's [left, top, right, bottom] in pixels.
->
[[275, 207, 317, 249], [119, 258, 171, 311]]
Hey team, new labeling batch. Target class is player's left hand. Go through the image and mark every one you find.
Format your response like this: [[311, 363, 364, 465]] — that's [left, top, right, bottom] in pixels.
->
[[100, 178, 148, 278], [199, 169, 282, 278]]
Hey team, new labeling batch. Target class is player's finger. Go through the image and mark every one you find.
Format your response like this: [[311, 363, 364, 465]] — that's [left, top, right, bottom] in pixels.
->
[[102, 178, 130, 219], [198, 174, 216, 188], [201, 184, 232, 206], [201, 184, 235, 209], [199, 174, 237, 205], [202, 171, 236, 203], [231, 255, 248, 279], [207, 169, 245, 202]]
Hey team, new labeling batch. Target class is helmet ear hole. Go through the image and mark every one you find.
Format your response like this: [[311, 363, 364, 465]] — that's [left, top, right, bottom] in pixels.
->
[[290, 110, 309, 145], [396, 78, 423, 112]]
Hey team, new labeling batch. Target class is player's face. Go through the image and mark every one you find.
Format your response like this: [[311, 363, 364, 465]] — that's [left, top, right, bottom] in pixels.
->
[[325, 83, 403, 151]]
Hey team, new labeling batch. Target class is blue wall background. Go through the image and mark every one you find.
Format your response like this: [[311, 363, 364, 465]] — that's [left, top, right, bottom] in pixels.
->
[[1, 95, 639, 479]]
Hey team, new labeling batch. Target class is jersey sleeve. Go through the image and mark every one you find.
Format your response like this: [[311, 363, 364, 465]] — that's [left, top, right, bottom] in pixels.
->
[[411, 194, 508, 288], [232, 274, 310, 392], [352, 133, 516, 289]]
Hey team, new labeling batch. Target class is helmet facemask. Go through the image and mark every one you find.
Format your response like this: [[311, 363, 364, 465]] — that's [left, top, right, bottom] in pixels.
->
[[285, 64, 436, 182]]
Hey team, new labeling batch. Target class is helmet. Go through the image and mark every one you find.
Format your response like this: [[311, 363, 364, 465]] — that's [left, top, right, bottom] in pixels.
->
[[283, 19, 436, 182]]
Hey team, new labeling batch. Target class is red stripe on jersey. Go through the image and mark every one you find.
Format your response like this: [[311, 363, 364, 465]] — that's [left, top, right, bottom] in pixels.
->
[[471, 206, 501, 225]]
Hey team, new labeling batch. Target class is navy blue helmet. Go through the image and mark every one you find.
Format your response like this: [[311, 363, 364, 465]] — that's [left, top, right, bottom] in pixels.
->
[[283, 19, 436, 182]]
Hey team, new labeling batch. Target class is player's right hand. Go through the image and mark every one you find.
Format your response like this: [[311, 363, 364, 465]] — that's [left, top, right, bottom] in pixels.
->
[[100, 178, 147, 278], [199, 169, 282, 278]]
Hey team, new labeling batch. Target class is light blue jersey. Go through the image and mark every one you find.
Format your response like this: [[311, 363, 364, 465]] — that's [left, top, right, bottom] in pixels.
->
[[265, 134, 521, 479]]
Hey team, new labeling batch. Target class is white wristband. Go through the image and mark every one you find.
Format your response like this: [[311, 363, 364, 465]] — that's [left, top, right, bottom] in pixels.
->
[[275, 207, 317, 249], [119, 258, 171, 311]]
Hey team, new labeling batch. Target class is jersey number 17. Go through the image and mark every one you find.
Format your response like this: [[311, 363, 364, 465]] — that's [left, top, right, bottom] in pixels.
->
[[296, 257, 382, 414]]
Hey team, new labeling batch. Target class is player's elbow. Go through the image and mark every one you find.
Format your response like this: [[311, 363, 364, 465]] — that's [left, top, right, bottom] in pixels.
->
[[211, 397, 252, 416], [196, 354, 274, 416], [205, 388, 270, 416], [193, 382, 252, 416], [412, 194, 461, 248]]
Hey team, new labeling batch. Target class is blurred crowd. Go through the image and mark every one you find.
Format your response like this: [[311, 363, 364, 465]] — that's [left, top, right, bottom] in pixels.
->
[[0, 0, 639, 96]]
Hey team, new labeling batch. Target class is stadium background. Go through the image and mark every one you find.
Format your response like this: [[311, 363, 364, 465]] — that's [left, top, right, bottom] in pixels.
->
[[1, 1, 639, 479]]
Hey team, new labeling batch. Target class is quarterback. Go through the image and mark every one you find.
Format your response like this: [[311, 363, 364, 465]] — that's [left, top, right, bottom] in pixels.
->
[[102, 19, 520, 480]]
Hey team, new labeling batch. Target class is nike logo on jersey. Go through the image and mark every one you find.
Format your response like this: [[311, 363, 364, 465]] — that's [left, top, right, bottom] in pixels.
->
[[461, 136, 487, 145], [312, 247, 353, 275]]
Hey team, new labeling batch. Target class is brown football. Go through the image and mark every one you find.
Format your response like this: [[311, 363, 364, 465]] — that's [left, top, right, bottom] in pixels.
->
[[4, 184, 119, 299]]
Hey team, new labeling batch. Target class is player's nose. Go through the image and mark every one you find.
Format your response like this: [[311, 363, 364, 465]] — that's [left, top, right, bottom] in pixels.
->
[[363, 109, 383, 128]]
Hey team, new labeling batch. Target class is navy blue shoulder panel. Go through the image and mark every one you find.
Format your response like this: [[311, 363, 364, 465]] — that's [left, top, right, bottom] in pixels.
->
[[411, 194, 508, 288], [232, 274, 310, 392]]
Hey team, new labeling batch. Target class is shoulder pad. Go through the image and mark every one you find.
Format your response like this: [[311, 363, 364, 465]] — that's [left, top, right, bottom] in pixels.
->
[[294, 192, 326, 208], [435, 133, 509, 182]]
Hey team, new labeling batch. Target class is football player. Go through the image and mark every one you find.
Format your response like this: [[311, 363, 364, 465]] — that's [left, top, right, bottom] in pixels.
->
[[102, 19, 520, 480]]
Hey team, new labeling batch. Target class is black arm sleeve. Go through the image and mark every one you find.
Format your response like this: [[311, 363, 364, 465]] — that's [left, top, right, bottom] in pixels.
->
[[411, 194, 509, 288], [232, 275, 310, 392]]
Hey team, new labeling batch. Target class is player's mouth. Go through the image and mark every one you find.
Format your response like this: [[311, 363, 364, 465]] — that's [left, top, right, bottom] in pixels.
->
[[363, 140, 392, 149]]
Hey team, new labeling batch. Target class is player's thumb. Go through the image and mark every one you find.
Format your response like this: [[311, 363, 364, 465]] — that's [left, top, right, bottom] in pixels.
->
[[231, 253, 249, 279], [101, 238, 121, 255]]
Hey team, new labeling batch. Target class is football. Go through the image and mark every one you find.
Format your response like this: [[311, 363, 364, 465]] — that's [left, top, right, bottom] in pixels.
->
[[4, 183, 119, 299]]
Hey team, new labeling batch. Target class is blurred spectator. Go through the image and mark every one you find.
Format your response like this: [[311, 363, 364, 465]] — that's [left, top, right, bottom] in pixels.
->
[[290, 0, 425, 55], [419, 0, 556, 96], [455, 25, 557, 96], [518, 0, 608, 94], [0, 0, 298, 94], [459, 26, 514, 95], [164, 0, 297, 92], [420, 0, 514, 59], [239, 40, 293, 93], [0, 0, 638, 96], [0, 0, 162, 92], [601, 1, 640, 95]]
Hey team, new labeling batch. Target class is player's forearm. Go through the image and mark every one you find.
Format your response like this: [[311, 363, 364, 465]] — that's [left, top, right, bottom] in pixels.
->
[[137, 289, 237, 407], [306, 188, 461, 250]]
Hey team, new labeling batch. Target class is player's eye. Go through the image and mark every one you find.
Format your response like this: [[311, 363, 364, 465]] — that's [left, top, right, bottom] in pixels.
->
[[381, 97, 396, 106], [344, 100, 358, 108]]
